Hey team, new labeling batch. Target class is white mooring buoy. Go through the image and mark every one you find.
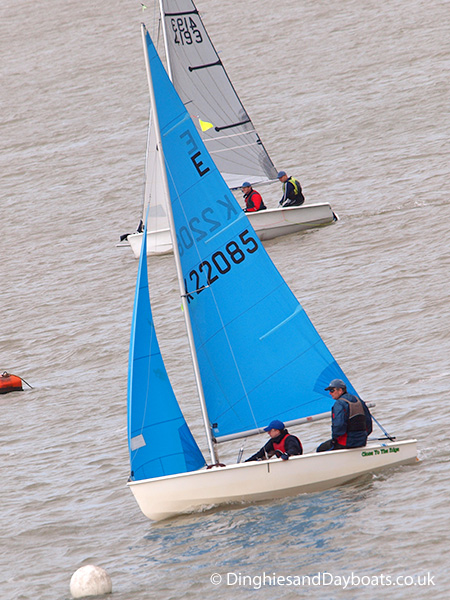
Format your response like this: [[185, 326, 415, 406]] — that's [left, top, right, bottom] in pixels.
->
[[70, 564, 112, 598]]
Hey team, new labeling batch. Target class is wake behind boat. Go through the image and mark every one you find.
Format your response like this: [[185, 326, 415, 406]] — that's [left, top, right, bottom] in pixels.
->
[[122, 0, 337, 257], [126, 25, 417, 521]]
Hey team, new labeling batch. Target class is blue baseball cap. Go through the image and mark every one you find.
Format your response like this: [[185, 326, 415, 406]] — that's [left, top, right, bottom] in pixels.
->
[[242, 181, 251, 188], [264, 419, 285, 432], [325, 378, 347, 391], [277, 171, 286, 178]]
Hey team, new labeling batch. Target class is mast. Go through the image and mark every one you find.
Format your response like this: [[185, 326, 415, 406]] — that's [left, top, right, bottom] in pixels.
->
[[158, 0, 173, 81], [140, 24, 218, 464]]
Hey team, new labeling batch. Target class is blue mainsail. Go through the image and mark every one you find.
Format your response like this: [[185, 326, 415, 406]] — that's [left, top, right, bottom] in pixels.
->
[[143, 27, 357, 440], [127, 225, 205, 480]]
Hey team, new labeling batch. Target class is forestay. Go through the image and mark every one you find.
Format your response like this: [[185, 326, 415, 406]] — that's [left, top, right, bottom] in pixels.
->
[[127, 225, 205, 480], [143, 28, 357, 442], [160, 0, 277, 188]]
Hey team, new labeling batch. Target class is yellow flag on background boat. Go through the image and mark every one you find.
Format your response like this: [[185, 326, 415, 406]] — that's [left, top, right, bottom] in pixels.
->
[[199, 118, 214, 132]]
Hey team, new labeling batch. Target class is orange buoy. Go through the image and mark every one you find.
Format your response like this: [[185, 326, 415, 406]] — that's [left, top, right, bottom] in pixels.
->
[[0, 372, 23, 394]]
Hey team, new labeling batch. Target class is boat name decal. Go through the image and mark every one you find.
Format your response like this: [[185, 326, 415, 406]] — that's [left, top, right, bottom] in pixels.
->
[[361, 447, 399, 457], [184, 229, 259, 301], [170, 16, 203, 46]]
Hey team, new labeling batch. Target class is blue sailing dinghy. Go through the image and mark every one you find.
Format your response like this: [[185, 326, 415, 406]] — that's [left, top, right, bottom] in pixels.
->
[[126, 25, 417, 521]]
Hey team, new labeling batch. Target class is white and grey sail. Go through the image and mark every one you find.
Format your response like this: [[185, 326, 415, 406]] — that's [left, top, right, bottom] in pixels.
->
[[159, 0, 278, 189], [140, 109, 171, 253]]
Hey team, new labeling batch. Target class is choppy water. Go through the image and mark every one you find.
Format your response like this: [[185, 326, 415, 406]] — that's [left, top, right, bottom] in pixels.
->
[[1, 0, 449, 598]]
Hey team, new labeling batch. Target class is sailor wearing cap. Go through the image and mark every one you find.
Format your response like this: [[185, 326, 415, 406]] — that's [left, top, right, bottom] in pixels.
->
[[244, 419, 303, 462], [277, 170, 305, 207], [316, 379, 373, 452], [241, 181, 266, 212]]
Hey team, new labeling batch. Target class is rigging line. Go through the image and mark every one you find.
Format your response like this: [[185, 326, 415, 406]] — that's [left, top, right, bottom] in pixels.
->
[[207, 142, 264, 154], [371, 414, 395, 440], [181, 284, 209, 295], [202, 129, 257, 142], [19, 376, 33, 389]]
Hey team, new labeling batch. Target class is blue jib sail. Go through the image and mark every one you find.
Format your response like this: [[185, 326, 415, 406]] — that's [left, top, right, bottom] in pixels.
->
[[144, 27, 358, 440], [127, 225, 205, 480]]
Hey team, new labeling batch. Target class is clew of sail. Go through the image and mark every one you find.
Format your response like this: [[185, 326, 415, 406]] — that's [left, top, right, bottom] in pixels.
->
[[127, 221, 205, 480], [143, 26, 356, 443], [160, 0, 277, 189]]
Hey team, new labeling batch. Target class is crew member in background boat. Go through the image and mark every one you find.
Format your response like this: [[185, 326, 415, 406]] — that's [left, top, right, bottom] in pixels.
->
[[241, 182, 266, 212], [277, 171, 305, 207], [245, 419, 303, 461], [316, 379, 373, 452]]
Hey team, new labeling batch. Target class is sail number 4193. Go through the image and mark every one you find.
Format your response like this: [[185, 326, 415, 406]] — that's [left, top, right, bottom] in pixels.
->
[[185, 229, 258, 301], [170, 17, 203, 45]]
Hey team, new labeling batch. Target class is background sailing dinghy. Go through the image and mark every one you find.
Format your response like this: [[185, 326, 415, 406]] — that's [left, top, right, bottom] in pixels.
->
[[126, 25, 417, 522], [125, 0, 337, 257]]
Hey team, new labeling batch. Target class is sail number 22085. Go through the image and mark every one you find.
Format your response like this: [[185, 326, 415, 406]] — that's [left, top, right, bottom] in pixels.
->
[[185, 229, 259, 301]]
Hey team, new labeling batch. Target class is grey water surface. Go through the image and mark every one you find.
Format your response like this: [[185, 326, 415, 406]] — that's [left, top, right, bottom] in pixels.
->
[[1, 0, 449, 598]]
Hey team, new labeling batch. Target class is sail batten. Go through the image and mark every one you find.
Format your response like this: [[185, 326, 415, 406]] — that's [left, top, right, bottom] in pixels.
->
[[165, 9, 198, 16], [188, 60, 222, 71], [215, 120, 252, 132]]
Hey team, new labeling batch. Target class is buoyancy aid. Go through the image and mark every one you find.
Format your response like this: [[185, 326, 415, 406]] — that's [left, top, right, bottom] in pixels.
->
[[245, 189, 266, 211], [0, 372, 23, 394], [283, 177, 302, 199], [273, 433, 302, 455], [341, 397, 366, 431], [335, 396, 366, 446]]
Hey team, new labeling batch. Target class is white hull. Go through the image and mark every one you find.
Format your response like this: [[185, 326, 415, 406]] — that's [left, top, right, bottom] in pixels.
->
[[128, 439, 417, 521], [128, 227, 173, 258], [126, 203, 337, 258], [247, 203, 337, 241]]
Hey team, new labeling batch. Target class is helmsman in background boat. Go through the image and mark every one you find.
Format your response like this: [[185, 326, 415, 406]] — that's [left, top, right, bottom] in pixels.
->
[[277, 171, 305, 207], [317, 379, 373, 452], [241, 182, 266, 212], [245, 420, 303, 461]]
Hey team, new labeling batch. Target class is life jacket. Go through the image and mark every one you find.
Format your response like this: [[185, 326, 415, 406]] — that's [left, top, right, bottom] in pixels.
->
[[335, 396, 366, 446], [283, 177, 302, 199], [245, 189, 266, 211], [0, 372, 23, 394], [273, 433, 302, 455]]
